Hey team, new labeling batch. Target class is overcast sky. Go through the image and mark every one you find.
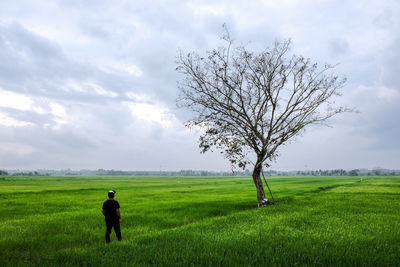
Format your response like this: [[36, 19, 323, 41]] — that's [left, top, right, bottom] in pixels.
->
[[0, 0, 399, 171]]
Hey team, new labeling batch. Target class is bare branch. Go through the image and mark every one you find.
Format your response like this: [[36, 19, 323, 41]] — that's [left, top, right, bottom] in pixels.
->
[[176, 31, 352, 172]]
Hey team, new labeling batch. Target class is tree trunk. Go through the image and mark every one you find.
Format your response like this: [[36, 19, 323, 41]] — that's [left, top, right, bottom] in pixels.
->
[[252, 161, 266, 207]]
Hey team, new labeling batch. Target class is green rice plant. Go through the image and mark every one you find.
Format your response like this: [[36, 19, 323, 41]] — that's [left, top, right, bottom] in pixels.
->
[[0, 176, 399, 266]]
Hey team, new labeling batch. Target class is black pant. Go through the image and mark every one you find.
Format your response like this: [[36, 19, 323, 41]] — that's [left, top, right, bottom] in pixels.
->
[[105, 219, 121, 243]]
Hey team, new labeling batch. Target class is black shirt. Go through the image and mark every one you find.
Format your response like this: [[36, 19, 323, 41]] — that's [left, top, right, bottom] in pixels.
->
[[102, 199, 120, 221]]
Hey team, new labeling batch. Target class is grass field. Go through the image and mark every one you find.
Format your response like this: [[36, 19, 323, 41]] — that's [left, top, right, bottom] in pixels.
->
[[1, 175, 399, 266]]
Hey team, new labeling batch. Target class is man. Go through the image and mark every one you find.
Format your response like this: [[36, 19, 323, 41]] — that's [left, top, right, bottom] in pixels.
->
[[102, 190, 121, 243]]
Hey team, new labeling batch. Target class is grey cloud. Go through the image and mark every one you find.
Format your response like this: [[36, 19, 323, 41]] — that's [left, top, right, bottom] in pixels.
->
[[328, 38, 349, 56], [364, 100, 400, 150], [379, 37, 400, 90], [0, 22, 145, 103], [1, 0, 400, 171], [0, 107, 53, 125], [0, 2, 236, 170]]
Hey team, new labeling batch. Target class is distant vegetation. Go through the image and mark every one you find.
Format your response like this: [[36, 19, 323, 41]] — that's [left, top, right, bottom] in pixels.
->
[[0, 170, 49, 176], [1, 168, 399, 176]]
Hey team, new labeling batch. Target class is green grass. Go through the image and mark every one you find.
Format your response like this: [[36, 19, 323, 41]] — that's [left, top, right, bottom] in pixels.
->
[[1, 176, 399, 266]]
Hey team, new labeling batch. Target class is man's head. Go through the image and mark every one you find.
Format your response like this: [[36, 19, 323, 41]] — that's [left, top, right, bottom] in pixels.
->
[[108, 190, 116, 198]]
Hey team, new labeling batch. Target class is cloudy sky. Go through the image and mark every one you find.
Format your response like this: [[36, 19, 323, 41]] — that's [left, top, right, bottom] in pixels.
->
[[0, 0, 399, 171]]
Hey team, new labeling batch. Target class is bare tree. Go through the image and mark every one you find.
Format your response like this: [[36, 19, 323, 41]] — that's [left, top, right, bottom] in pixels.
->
[[176, 28, 350, 207]]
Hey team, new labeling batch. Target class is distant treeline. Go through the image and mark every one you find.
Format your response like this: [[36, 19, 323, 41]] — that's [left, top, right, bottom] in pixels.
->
[[264, 168, 400, 177], [1, 168, 399, 177], [0, 170, 49, 176]]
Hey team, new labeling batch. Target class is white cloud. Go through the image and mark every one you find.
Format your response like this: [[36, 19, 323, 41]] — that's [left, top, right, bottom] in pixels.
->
[[127, 102, 178, 128], [106, 63, 143, 77], [62, 80, 86, 93], [49, 102, 68, 129], [0, 88, 70, 128], [0, 88, 43, 113], [85, 82, 118, 98], [49, 102, 66, 117], [0, 112, 33, 127], [125, 92, 151, 102]]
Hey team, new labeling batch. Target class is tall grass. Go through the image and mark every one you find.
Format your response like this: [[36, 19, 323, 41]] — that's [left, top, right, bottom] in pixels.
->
[[0, 176, 399, 266]]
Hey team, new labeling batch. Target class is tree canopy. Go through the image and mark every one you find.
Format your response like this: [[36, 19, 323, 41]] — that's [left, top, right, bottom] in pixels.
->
[[176, 28, 351, 206]]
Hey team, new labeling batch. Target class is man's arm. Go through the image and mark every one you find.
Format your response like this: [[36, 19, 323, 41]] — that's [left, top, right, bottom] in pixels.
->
[[116, 208, 121, 223], [102, 209, 106, 216]]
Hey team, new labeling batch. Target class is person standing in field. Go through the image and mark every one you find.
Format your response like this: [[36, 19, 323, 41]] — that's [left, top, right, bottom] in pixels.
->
[[102, 190, 122, 243]]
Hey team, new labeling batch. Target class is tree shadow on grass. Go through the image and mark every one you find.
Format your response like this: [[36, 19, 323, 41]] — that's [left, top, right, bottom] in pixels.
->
[[128, 200, 255, 231]]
